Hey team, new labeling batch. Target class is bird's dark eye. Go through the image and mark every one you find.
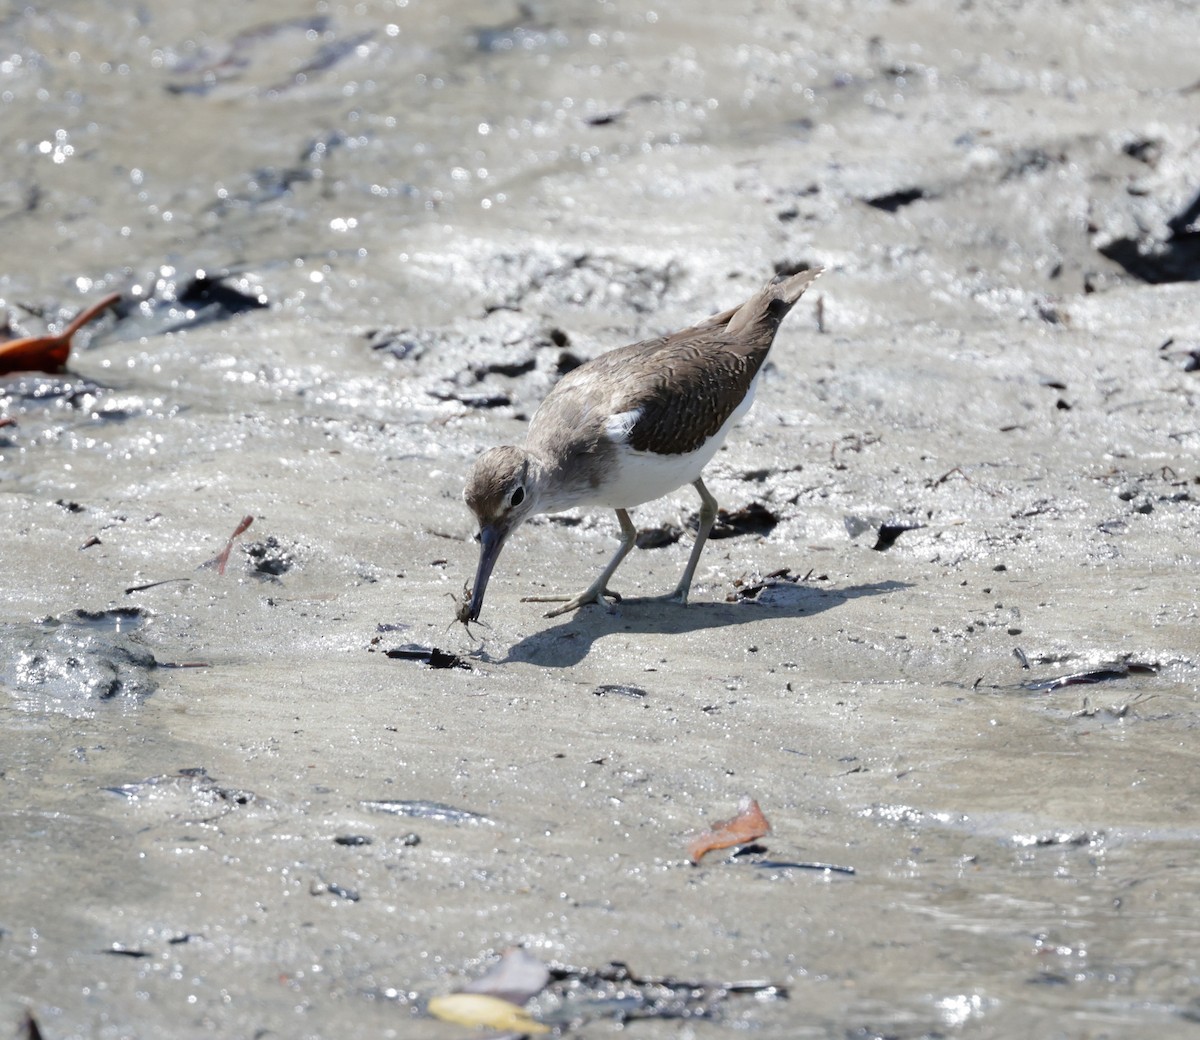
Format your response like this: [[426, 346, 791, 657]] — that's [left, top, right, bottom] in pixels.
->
[[510, 486, 525, 507]]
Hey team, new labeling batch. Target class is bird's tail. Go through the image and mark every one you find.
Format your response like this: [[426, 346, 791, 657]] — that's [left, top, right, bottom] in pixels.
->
[[723, 266, 823, 339]]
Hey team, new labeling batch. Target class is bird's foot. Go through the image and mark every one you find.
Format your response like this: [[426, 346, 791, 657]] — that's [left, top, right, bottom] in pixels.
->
[[644, 583, 693, 606], [522, 586, 622, 618]]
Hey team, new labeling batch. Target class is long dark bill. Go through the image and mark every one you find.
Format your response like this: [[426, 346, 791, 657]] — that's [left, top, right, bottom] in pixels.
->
[[466, 523, 507, 622]]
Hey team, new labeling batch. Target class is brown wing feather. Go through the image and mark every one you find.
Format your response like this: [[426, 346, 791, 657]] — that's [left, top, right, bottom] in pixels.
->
[[613, 333, 763, 455], [527, 268, 820, 461], [535, 326, 766, 456]]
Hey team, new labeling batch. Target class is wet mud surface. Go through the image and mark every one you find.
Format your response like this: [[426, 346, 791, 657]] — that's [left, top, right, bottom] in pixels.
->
[[2, 1, 1199, 1037]]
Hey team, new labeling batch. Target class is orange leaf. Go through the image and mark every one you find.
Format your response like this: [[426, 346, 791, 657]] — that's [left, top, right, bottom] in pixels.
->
[[0, 332, 72, 374], [0, 292, 120, 375], [686, 795, 770, 864]]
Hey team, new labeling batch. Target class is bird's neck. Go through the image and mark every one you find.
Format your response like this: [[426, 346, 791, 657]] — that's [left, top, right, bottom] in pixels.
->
[[522, 448, 593, 516]]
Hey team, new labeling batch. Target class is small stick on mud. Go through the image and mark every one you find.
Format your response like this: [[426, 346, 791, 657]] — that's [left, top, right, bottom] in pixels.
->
[[208, 515, 254, 575], [124, 577, 193, 595], [928, 465, 1004, 497]]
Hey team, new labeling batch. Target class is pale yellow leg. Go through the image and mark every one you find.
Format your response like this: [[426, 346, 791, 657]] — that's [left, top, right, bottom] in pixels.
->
[[660, 477, 717, 605], [523, 509, 638, 617]]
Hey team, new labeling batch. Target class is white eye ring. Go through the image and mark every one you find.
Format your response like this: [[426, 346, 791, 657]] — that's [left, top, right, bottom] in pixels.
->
[[510, 486, 526, 507]]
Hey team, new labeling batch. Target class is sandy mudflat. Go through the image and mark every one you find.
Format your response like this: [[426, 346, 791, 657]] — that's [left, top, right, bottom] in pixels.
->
[[2, 1, 1198, 1037]]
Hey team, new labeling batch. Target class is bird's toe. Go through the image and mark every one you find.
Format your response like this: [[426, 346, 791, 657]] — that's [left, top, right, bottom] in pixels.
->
[[540, 586, 621, 618]]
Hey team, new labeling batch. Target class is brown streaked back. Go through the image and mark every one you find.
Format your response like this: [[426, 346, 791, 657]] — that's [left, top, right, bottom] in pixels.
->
[[527, 267, 821, 459]]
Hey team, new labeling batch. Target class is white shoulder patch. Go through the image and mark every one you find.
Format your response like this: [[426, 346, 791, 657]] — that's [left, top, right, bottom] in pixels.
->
[[603, 408, 641, 443]]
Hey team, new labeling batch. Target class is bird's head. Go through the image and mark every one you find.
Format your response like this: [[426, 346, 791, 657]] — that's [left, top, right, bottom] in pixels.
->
[[461, 445, 540, 623]]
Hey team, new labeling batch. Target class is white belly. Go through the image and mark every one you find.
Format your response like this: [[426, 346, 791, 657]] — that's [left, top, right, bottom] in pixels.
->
[[592, 370, 760, 509]]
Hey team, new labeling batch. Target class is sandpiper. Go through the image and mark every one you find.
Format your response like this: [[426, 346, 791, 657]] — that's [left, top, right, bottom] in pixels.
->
[[460, 266, 822, 623]]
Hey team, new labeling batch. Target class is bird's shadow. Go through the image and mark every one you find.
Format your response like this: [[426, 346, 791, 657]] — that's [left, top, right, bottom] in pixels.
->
[[474, 579, 911, 668]]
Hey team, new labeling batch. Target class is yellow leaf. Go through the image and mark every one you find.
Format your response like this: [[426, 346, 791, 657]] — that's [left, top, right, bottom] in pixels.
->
[[427, 993, 550, 1034]]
